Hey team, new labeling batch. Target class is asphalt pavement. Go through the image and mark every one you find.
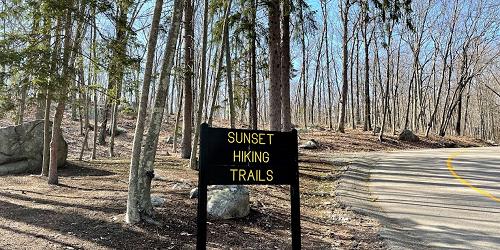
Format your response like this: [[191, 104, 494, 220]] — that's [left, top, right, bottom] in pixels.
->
[[369, 147, 500, 249]]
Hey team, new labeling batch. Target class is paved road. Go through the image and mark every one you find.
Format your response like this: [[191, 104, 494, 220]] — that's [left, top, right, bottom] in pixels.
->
[[369, 147, 500, 249]]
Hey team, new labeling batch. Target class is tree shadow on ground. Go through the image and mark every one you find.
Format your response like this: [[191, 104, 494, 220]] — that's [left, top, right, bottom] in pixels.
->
[[59, 162, 115, 177], [0, 189, 334, 249]]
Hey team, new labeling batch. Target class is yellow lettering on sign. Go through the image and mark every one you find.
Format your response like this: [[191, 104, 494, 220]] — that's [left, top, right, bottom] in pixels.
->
[[266, 170, 273, 181], [227, 131, 235, 143], [247, 169, 255, 181], [267, 134, 274, 145], [239, 169, 246, 181], [227, 132, 275, 145], [232, 150, 270, 163], [230, 169, 238, 181], [229, 169, 274, 182]]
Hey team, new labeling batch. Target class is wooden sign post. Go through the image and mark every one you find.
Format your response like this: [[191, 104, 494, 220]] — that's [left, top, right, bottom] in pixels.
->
[[196, 123, 300, 250]]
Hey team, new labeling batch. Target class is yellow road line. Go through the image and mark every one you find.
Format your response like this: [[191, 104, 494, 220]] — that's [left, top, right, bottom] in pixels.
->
[[446, 152, 500, 202]]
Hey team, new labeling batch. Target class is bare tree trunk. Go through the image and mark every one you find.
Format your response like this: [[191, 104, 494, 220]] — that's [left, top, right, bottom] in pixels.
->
[[126, 0, 163, 224], [48, 1, 75, 185], [36, 91, 46, 120], [225, 15, 235, 129], [337, 0, 350, 133], [426, 2, 458, 137], [455, 94, 462, 135], [171, 35, 182, 116], [205, 14, 232, 126], [321, 0, 333, 130], [90, 5, 98, 160], [310, 25, 325, 126], [42, 90, 52, 176], [378, 21, 393, 142], [79, 60, 89, 161], [91, 87, 98, 160], [138, 0, 183, 216], [355, 31, 361, 125], [108, 102, 118, 156], [88, 4, 98, 160], [372, 36, 383, 134], [207, 44, 225, 126], [392, 38, 401, 135], [281, 0, 291, 132], [362, 3, 371, 131], [249, 0, 257, 130], [42, 16, 61, 177], [189, 0, 209, 170], [463, 83, 471, 134], [349, 30, 356, 130], [181, 0, 194, 159], [48, 101, 64, 185], [299, 2, 307, 128], [16, 82, 27, 125], [109, 1, 131, 157], [173, 85, 183, 153], [268, 0, 281, 131]]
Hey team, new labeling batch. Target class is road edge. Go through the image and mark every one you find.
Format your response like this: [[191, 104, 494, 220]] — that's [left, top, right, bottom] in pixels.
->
[[335, 153, 429, 250]]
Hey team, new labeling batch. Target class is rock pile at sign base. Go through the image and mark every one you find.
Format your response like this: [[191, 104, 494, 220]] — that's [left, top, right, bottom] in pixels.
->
[[191, 185, 250, 219], [398, 129, 419, 142], [0, 120, 68, 175]]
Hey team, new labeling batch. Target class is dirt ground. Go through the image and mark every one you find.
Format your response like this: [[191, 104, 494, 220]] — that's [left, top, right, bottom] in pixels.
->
[[0, 111, 490, 249]]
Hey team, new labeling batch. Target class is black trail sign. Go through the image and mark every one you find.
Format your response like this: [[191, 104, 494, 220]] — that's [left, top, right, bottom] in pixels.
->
[[196, 123, 300, 249]]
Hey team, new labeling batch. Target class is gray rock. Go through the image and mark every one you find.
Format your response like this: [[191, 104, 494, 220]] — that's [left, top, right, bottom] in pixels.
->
[[171, 182, 191, 190], [189, 185, 229, 199], [207, 185, 250, 219], [398, 129, 419, 142], [165, 136, 174, 144], [299, 139, 319, 149], [0, 120, 68, 175], [151, 196, 166, 207], [439, 141, 457, 148], [106, 126, 127, 136], [190, 185, 250, 219], [189, 188, 198, 199]]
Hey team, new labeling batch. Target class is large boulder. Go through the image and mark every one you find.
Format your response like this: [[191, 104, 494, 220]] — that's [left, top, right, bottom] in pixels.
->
[[0, 120, 68, 175], [398, 129, 419, 142], [191, 185, 250, 219], [207, 185, 250, 219]]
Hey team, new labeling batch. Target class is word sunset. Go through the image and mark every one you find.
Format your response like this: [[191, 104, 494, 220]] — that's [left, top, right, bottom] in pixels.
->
[[227, 131, 274, 182]]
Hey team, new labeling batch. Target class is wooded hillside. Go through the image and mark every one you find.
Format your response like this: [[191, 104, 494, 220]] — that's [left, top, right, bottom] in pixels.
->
[[1, 0, 499, 226]]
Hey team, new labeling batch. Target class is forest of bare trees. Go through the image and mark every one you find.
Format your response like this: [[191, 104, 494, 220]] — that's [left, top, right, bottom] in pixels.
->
[[1, 0, 499, 224]]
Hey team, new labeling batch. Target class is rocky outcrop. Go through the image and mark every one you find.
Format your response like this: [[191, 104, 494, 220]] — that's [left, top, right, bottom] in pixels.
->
[[398, 129, 419, 142], [0, 120, 68, 175]]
